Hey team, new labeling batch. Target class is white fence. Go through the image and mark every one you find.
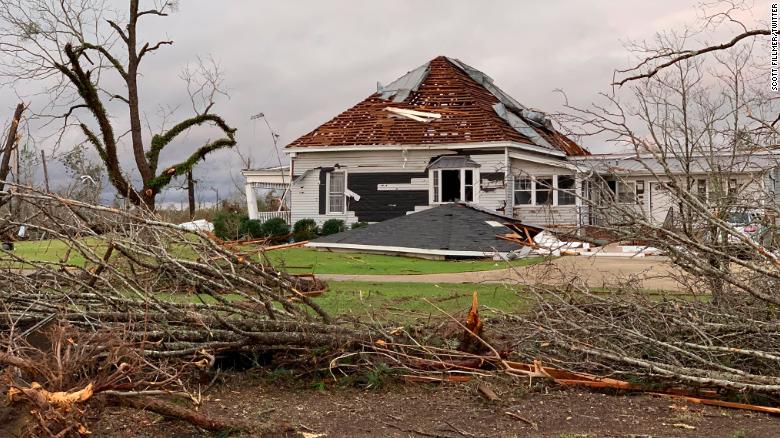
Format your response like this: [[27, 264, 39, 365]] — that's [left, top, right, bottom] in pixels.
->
[[255, 210, 292, 224]]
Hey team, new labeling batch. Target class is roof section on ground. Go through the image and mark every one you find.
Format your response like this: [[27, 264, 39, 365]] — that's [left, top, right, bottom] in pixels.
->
[[308, 203, 540, 257], [288, 56, 588, 156]]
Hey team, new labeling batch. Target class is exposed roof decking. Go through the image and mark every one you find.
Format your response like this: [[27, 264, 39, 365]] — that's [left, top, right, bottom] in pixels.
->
[[288, 57, 588, 156]]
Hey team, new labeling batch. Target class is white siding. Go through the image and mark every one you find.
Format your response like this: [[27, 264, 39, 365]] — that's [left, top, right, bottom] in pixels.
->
[[471, 153, 508, 212], [291, 149, 445, 226], [289, 148, 511, 225]]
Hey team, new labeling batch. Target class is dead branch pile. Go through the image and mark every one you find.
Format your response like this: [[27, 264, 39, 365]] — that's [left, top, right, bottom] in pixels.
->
[[0, 189, 376, 435], [0, 189, 367, 353], [506, 282, 780, 402]]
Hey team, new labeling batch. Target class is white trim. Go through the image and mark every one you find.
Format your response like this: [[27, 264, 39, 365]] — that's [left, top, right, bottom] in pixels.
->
[[508, 151, 579, 170], [287, 141, 565, 157], [325, 170, 347, 215], [306, 242, 511, 257], [534, 176, 554, 206], [556, 174, 578, 206], [428, 167, 480, 204]]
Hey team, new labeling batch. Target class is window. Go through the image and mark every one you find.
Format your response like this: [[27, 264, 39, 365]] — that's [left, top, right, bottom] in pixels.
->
[[429, 168, 479, 204], [557, 176, 576, 205], [616, 181, 636, 203], [327, 172, 345, 214], [728, 178, 738, 196], [536, 178, 553, 205], [696, 179, 707, 201], [432, 171, 439, 203], [514, 177, 532, 205], [464, 170, 474, 202]]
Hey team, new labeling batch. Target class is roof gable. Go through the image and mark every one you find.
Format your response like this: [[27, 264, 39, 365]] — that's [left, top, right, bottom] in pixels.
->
[[287, 56, 589, 156]]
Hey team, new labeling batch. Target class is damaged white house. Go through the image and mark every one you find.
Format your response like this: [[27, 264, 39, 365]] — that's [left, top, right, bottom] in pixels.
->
[[243, 56, 780, 229]]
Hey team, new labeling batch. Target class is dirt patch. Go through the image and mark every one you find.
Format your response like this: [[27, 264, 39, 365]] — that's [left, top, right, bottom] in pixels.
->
[[93, 372, 779, 437], [318, 256, 685, 292]]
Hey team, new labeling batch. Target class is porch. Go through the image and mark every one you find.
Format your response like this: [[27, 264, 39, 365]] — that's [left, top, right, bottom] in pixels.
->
[[242, 166, 291, 223]]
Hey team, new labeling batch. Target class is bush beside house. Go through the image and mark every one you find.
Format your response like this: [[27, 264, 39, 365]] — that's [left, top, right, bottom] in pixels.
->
[[293, 219, 319, 242], [321, 219, 346, 236], [213, 211, 244, 241], [261, 217, 290, 238]]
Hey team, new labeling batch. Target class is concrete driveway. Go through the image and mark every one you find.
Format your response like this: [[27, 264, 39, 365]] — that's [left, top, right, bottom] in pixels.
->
[[318, 255, 685, 291]]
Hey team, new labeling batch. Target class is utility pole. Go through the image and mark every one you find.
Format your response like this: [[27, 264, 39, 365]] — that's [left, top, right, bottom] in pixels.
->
[[40, 150, 50, 192], [187, 169, 195, 220], [210, 186, 220, 210]]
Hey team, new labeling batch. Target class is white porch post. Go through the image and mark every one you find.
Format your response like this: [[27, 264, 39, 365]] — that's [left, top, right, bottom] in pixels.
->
[[245, 183, 259, 220], [575, 175, 583, 228]]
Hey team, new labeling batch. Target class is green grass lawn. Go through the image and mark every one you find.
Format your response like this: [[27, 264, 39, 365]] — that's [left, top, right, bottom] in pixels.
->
[[148, 280, 526, 321], [6, 240, 542, 276], [2, 239, 103, 268], [264, 248, 543, 275], [316, 281, 527, 320]]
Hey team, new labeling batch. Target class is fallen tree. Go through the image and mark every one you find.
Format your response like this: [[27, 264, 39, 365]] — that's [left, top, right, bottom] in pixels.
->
[[0, 188, 376, 436]]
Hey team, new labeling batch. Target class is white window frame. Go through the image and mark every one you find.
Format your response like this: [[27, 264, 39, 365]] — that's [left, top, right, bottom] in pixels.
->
[[534, 176, 554, 206], [326, 170, 347, 215], [513, 176, 534, 205], [513, 174, 580, 207], [555, 175, 577, 206], [428, 168, 480, 204]]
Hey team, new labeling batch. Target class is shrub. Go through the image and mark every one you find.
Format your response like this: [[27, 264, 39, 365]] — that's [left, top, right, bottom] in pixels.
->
[[351, 221, 369, 229], [320, 219, 346, 236], [239, 217, 263, 238], [293, 218, 319, 242], [213, 211, 245, 241], [261, 217, 290, 238]]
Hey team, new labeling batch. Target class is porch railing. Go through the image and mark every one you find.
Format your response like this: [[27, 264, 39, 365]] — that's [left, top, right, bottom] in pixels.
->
[[255, 210, 291, 224]]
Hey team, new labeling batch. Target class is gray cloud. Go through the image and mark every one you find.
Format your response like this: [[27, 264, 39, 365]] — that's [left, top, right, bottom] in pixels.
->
[[0, 0, 767, 205]]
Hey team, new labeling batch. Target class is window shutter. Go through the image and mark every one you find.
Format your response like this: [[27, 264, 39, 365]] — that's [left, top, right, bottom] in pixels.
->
[[318, 169, 329, 215]]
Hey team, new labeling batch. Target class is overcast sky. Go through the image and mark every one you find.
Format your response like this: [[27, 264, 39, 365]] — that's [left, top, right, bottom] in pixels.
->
[[0, 0, 769, 206]]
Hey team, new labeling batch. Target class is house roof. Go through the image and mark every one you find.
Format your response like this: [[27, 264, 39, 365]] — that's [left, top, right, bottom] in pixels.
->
[[307, 203, 542, 257], [287, 56, 588, 156], [427, 155, 481, 170], [574, 153, 779, 176]]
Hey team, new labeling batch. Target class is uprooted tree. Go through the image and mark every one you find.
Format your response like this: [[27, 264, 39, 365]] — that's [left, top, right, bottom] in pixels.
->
[[0, 0, 236, 209]]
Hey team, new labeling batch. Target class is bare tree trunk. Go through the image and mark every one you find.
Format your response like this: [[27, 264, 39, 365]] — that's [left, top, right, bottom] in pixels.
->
[[40, 150, 50, 193], [0, 103, 24, 208], [187, 169, 195, 220]]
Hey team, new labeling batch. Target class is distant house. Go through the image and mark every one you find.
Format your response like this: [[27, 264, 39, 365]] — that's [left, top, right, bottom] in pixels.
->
[[243, 56, 779, 228]]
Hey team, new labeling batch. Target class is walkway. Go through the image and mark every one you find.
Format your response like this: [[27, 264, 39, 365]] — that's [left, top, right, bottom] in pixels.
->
[[318, 256, 685, 291]]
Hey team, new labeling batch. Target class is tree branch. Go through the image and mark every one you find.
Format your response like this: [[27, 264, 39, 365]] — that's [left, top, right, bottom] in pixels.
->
[[146, 113, 236, 175], [138, 40, 173, 61], [614, 29, 769, 86]]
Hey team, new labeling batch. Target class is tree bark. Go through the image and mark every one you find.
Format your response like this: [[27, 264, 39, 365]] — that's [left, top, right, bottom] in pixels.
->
[[187, 169, 195, 220], [0, 103, 24, 195], [0, 103, 24, 210]]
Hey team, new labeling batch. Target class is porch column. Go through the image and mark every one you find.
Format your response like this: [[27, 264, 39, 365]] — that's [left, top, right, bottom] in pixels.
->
[[245, 183, 259, 220], [575, 175, 583, 228]]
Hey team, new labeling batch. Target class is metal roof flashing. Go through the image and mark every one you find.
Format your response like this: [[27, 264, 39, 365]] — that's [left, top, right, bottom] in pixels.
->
[[378, 62, 431, 102]]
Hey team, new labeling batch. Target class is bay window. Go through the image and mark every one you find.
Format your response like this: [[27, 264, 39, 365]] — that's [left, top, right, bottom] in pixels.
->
[[513, 175, 579, 206]]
